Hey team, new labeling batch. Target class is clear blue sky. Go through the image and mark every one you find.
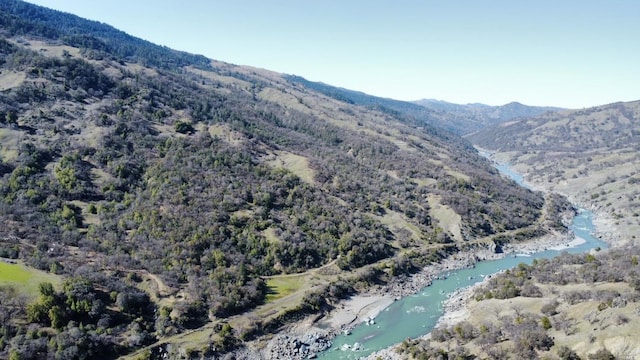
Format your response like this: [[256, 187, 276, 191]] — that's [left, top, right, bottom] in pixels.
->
[[25, 0, 640, 108]]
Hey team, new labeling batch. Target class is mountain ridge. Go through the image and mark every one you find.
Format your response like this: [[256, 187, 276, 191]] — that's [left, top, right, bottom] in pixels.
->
[[0, 0, 212, 70], [415, 98, 564, 134]]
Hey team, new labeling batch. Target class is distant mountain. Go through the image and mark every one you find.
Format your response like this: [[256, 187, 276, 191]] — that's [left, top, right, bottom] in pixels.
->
[[468, 100, 640, 152], [415, 99, 564, 134], [283, 76, 563, 135], [468, 100, 640, 244]]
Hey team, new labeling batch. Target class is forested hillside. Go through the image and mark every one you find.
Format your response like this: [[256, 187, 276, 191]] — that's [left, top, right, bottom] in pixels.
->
[[0, 1, 572, 358], [0, 0, 211, 70], [469, 100, 640, 244]]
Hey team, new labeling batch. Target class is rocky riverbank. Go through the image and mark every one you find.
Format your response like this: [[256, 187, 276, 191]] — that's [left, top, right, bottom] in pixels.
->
[[236, 230, 581, 359], [364, 212, 621, 360], [362, 278, 489, 360], [234, 249, 495, 359]]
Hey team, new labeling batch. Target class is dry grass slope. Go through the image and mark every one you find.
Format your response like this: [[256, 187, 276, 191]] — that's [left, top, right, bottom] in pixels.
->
[[471, 100, 640, 245]]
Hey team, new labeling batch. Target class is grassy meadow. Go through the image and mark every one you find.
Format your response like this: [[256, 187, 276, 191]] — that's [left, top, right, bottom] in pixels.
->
[[0, 260, 61, 297]]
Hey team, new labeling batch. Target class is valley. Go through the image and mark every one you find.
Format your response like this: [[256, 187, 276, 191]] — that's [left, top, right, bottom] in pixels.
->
[[469, 101, 640, 246], [0, 1, 638, 360]]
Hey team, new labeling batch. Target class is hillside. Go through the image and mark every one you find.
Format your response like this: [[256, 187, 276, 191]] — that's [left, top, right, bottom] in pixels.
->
[[0, 1, 573, 359], [468, 100, 640, 245], [280, 78, 563, 136], [282, 75, 456, 133], [415, 99, 563, 135]]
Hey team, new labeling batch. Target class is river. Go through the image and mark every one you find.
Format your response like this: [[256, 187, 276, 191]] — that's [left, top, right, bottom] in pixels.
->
[[318, 154, 608, 360]]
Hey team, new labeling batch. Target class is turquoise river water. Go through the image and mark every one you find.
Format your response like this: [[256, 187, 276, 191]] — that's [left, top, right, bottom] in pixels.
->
[[318, 157, 608, 360]]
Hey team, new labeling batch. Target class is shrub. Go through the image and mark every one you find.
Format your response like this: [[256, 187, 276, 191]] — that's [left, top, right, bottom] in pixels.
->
[[588, 348, 615, 360], [557, 345, 581, 360], [174, 120, 194, 134]]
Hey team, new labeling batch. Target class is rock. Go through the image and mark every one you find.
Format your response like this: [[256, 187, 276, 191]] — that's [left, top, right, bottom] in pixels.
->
[[261, 331, 332, 359]]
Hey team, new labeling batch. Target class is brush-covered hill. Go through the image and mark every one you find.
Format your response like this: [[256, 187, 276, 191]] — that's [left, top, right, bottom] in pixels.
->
[[468, 100, 640, 244], [0, 1, 571, 358], [415, 99, 563, 135]]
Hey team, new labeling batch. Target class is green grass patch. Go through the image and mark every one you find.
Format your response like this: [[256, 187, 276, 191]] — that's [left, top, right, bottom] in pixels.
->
[[265, 275, 306, 303], [0, 261, 31, 282], [0, 261, 61, 297]]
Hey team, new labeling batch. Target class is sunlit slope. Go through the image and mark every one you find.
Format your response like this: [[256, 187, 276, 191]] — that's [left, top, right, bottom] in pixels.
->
[[469, 100, 640, 244]]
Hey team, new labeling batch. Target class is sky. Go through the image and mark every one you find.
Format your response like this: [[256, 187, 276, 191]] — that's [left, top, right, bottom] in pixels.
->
[[24, 1, 640, 108]]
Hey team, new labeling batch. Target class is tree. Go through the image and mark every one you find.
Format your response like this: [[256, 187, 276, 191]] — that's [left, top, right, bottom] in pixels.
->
[[174, 120, 195, 134], [588, 348, 615, 360], [48, 305, 67, 329], [557, 346, 581, 360], [39, 282, 55, 297], [5, 111, 17, 126]]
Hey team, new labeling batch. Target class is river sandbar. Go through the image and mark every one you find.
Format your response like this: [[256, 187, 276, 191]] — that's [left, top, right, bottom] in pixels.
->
[[317, 295, 395, 330]]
